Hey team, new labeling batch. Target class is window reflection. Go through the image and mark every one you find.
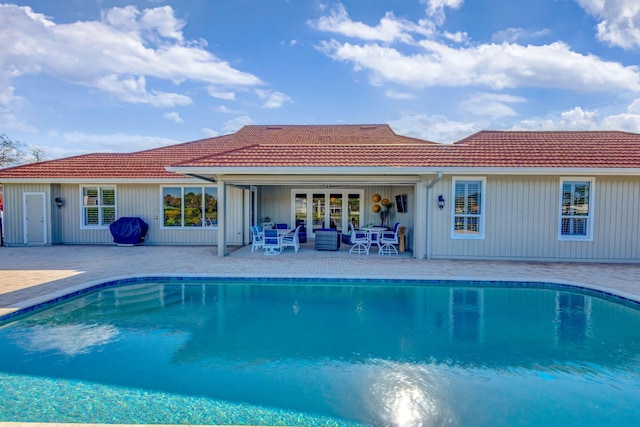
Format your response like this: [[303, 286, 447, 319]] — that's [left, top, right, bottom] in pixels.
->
[[556, 293, 592, 344], [450, 289, 483, 342]]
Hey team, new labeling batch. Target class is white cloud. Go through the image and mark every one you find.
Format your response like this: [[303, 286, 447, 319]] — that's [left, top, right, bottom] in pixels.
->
[[388, 112, 480, 143], [513, 106, 599, 131], [491, 27, 551, 43], [206, 86, 236, 101], [443, 31, 470, 44], [0, 4, 263, 107], [393, 100, 640, 143], [459, 92, 526, 118], [19, 324, 119, 356], [95, 75, 192, 107], [318, 39, 640, 92], [222, 116, 254, 133], [213, 105, 245, 114], [385, 90, 415, 99], [0, 83, 15, 106], [63, 131, 180, 152], [308, 4, 435, 44], [0, 109, 37, 133], [201, 128, 219, 138], [423, 0, 464, 26], [256, 89, 293, 109], [163, 111, 183, 124], [601, 98, 640, 131], [576, 0, 640, 49], [602, 112, 640, 131]]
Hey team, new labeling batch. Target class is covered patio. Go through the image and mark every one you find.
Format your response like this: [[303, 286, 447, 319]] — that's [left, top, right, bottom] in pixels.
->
[[197, 178, 434, 258], [164, 125, 443, 258]]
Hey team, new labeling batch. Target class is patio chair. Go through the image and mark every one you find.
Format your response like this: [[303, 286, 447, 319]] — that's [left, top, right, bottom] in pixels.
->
[[263, 229, 281, 255], [276, 223, 289, 230], [345, 222, 355, 243], [378, 222, 401, 255], [281, 225, 301, 253], [349, 228, 370, 255], [250, 225, 264, 252]]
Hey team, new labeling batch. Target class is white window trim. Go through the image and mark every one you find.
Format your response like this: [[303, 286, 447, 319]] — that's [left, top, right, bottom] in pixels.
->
[[558, 177, 595, 241], [160, 185, 218, 229], [79, 185, 117, 229], [451, 176, 486, 240]]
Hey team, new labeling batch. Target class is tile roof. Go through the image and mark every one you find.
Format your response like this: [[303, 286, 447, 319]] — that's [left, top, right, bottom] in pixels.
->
[[232, 124, 436, 145], [452, 130, 640, 168], [176, 144, 458, 168], [1, 126, 639, 180], [0, 134, 244, 179]]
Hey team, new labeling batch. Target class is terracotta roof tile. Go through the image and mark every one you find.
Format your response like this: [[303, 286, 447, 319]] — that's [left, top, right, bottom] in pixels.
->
[[1, 126, 639, 180], [177, 144, 457, 167], [452, 130, 640, 168]]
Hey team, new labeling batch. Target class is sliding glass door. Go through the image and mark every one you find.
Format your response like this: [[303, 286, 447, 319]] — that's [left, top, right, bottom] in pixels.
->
[[293, 190, 362, 237]]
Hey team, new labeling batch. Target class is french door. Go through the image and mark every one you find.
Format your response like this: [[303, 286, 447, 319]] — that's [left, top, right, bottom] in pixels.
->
[[293, 190, 363, 237]]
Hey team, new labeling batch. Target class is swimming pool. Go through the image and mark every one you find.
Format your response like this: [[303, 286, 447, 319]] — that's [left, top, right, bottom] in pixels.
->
[[1, 278, 639, 426]]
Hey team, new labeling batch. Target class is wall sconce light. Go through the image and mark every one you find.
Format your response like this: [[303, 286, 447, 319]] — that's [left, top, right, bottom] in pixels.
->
[[438, 194, 445, 210], [55, 197, 64, 208]]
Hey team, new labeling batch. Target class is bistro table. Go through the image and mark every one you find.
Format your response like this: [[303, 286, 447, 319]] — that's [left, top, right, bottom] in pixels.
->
[[361, 226, 387, 249]]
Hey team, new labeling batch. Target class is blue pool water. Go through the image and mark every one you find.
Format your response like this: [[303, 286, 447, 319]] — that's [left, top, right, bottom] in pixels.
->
[[1, 278, 640, 426]]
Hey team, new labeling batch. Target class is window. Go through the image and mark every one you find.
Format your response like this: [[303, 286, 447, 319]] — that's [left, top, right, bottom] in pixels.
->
[[559, 178, 594, 240], [452, 178, 485, 239], [162, 186, 217, 228], [81, 186, 116, 227]]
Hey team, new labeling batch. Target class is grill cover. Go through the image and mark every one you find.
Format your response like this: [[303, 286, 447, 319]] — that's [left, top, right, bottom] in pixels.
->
[[109, 217, 149, 245]]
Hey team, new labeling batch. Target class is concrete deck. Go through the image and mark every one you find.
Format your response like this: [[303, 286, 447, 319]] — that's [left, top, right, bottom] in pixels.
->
[[2, 242, 640, 318]]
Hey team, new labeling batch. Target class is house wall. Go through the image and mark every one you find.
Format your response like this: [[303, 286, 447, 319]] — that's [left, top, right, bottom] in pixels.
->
[[2, 183, 246, 246], [429, 175, 640, 262]]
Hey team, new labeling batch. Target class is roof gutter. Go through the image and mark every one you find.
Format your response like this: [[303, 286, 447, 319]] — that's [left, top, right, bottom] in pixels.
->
[[166, 166, 640, 176]]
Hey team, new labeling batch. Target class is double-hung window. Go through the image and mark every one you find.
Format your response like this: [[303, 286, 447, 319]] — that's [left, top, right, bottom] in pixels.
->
[[162, 186, 218, 228], [452, 178, 485, 239], [559, 178, 594, 240], [81, 186, 116, 228]]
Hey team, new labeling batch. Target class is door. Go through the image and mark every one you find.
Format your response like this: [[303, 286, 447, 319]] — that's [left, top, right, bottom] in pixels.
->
[[296, 190, 362, 238], [24, 192, 46, 245], [312, 193, 326, 233]]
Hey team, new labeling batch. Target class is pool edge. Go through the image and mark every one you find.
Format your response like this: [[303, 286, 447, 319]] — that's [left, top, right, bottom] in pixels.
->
[[1, 272, 639, 324]]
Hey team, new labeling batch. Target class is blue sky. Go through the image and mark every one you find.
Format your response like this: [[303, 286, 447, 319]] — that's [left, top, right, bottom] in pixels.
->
[[2, 0, 640, 159]]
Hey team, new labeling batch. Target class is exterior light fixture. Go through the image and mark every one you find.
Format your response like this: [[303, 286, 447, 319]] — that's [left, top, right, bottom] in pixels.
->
[[55, 197, 64, 208], [438, 194, 445, 210]]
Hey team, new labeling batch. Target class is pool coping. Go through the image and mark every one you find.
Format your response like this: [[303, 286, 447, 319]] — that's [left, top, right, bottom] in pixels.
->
[[2, 272, 639, 324]]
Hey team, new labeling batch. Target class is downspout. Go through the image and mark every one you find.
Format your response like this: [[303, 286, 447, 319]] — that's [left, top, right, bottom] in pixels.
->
[[426, 171, 443, 260]]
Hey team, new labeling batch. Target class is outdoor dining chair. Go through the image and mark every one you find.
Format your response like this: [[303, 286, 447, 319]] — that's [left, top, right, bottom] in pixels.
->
[[349, 228, 370, 255], [250, 225, 264, 252], [281, 225, 301, 253], [378, 222, 401, 255], [263, 229, 281, 255]]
